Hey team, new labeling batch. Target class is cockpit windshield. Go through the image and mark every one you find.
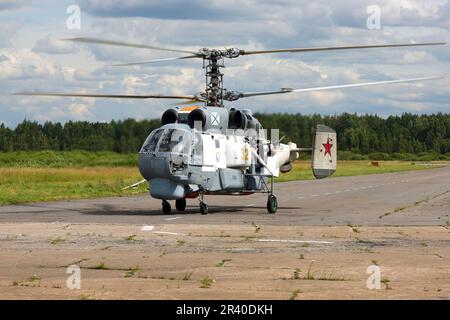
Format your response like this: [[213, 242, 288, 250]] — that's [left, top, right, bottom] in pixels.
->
[[141, 129, 190, 154]]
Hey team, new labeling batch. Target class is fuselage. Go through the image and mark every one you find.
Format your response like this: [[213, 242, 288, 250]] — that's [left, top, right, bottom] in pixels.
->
[[138, 106, 296, 200]]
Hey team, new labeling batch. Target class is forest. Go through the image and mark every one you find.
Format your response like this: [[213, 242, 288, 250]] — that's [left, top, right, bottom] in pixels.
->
[[0, 113, 449, 160]]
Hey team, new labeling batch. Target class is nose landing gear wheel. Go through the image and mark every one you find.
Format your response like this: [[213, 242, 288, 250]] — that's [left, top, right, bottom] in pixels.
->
[[267, 195, 277, 214], [175, 198, 186, 211], [162, 200, 171, 214], [200, 202, 208, 215]]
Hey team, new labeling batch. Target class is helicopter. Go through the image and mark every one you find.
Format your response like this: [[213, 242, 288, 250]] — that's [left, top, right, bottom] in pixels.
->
[[16, 38, 445, 214]]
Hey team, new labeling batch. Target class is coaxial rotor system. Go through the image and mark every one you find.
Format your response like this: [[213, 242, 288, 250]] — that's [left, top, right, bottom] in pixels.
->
[[15, 37, 446, 107]]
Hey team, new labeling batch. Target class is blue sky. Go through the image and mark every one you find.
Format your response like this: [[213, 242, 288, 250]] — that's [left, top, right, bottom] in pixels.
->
[[0, 0, 449, 127]]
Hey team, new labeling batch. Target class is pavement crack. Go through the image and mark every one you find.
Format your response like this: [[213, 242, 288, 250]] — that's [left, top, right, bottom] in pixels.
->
[[379, 190, 450, 219]]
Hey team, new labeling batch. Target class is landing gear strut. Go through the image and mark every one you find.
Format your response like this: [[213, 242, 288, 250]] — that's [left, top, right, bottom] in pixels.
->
[[162, 200, 171, 214], [175, 198, 186, 211]]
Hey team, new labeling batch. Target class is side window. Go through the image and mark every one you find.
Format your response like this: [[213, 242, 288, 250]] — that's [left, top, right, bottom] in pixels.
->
[[191, 133, 203, 165], [215, 139, 220, 148]]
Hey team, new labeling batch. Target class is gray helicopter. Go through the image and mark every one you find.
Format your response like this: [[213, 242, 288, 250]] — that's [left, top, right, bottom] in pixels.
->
[[16, 38, 445, 214]]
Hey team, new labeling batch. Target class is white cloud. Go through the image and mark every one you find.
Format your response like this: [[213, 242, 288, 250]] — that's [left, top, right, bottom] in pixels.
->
[[67, 102, 94, 118], [310, 90, 345, 105], [33, 35, 78, 55], [402, 50, 437, 63], [0, 49, 60, 80], [0, 0, 448, 126]]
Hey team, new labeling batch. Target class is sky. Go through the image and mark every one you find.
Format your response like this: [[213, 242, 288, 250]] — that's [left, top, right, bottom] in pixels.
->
[[0, 0, 449, 127]]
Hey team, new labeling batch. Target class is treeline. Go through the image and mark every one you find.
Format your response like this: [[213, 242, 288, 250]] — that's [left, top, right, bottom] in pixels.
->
[[0, 113, 449, 156], [0, 119, 160, 153], [256, 112, 450, 156]]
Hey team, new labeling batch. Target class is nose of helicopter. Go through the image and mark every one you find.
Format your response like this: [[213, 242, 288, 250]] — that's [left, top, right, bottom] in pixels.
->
[[138, 153, 186, 200], [138, 153, 170, 181]]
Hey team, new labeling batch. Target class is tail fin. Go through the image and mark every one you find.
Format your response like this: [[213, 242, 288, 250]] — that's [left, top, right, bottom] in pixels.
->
[[312, 124, 336, 179]]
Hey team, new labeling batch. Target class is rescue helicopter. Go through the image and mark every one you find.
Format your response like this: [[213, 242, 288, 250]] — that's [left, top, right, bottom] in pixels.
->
[[16, 38, 445, 214]]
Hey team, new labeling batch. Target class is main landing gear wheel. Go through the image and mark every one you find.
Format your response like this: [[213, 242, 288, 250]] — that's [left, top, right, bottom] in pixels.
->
[[267, 195, 278, 214], [175, 198, 186, 211], [200, 202, 208, 215], [162, 200, 171, 214]]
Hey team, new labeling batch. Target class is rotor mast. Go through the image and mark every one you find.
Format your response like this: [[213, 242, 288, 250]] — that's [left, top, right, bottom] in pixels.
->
[[201, 48, 243, 107], [203, 52, 224, 107]]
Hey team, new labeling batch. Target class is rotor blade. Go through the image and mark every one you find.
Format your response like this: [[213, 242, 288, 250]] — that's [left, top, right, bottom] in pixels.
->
[[239, 76, 443, 99], [65, 37, 201, 56], [241, 42, 446, 56], [14, 92, 198, 100], [111, 55, 200, 66]]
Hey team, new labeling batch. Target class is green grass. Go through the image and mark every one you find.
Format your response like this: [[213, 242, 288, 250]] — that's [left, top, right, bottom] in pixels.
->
[[49, 236, 66, 245], [199, 276, 214, 288], [125, 234, 137, 241], [289, 289, 301, 300], [0, 167, 147, 205], [0, 150, 444, 206], [12, 275, 41, 287], [123, 266, 140, 278], [90, 262, 108, 270], [216, 259, 231, 267], [0, 151, 137, 168], [275, 160, 440, 182], [381, 277, 392, 290]]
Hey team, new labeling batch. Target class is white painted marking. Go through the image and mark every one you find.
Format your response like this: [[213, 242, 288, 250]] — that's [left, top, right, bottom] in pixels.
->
[[297, 196, 304, 199], [257, 239, 333, 244], [155, 231, 185, 236], [324, 192, 332, 196], [141, 225, 154, 231], [311, 194, 319, 197], [165, 217, 182, 221], [244, 204, 256, 207]]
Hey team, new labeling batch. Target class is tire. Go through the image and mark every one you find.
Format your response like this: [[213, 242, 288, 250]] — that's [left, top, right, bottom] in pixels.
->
[[200, 202, 208, 215], [266, 195, 277, 214], [175, 198, 186, 211], [162, 201, 171, 214]]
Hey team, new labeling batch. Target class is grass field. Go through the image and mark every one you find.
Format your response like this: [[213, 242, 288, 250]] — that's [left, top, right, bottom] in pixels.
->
[[0, 167, 146, 205], [0, 152, 444, 205], [275, 160, 436, 182], [0, 151, 137, 167]]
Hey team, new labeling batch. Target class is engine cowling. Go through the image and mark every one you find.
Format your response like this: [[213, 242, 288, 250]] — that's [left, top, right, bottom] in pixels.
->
[[161, 109, 178, 125]]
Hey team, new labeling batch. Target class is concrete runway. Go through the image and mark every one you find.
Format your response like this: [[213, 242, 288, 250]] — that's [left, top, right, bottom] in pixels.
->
[[1, 166, 449, 226], [1, 166, 450, 299]]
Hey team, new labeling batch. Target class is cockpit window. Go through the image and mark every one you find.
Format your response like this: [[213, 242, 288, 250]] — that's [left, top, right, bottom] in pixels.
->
[[141, 129, 163, 152], [158, 129, 180, 152], [141, 129, 190, 154]]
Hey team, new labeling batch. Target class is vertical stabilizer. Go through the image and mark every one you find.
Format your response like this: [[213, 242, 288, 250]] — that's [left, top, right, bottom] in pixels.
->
[[312, 125, 337, 179]]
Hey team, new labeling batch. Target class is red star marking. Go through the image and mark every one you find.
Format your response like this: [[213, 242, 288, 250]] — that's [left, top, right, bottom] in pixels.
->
[[322, 138, 333, 157]]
